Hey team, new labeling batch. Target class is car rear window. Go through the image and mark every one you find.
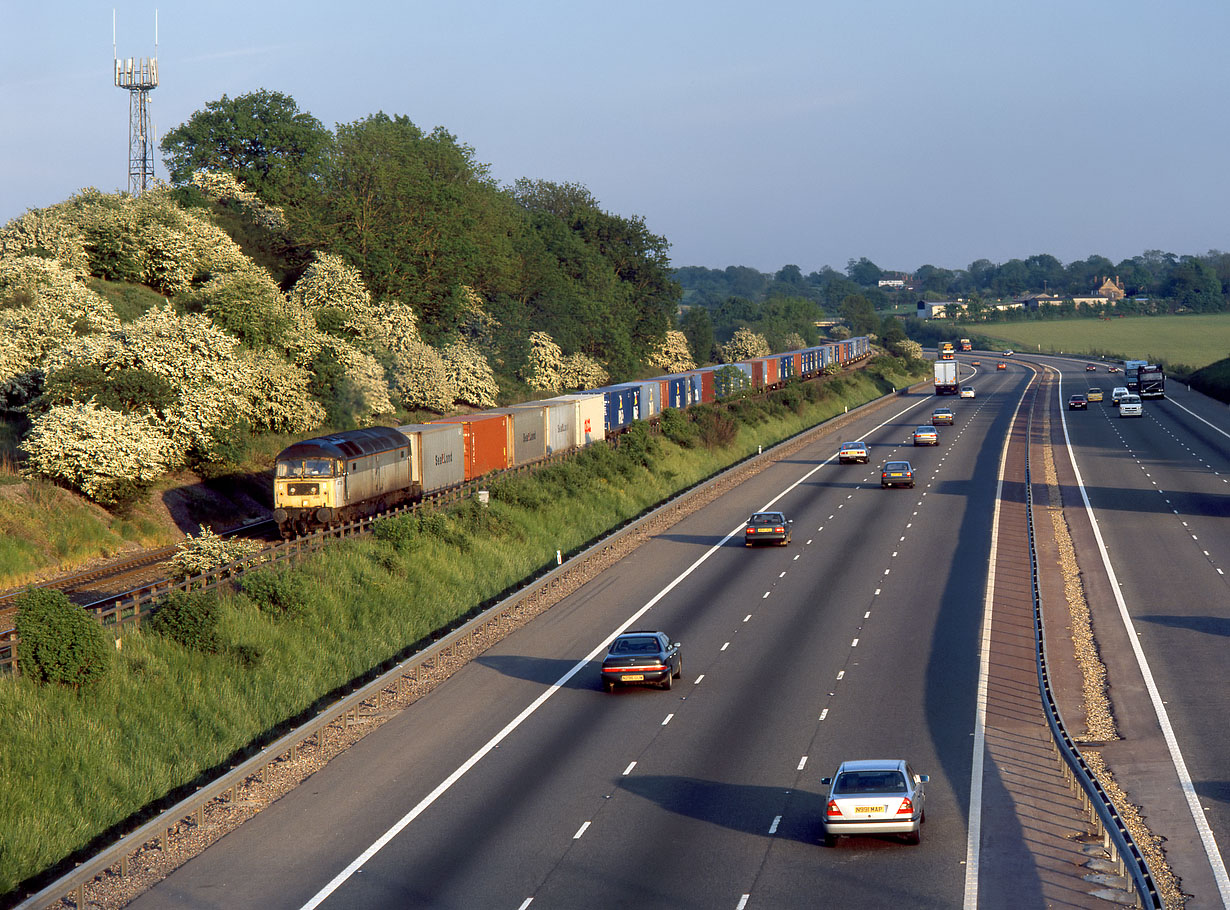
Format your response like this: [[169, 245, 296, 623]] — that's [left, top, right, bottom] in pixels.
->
[[613, 637, 658, 652], [834, 771, 908, 794]]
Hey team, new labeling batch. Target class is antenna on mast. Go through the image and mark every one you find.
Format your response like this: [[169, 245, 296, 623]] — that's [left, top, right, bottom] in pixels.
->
[[113, 9, 159, 196]]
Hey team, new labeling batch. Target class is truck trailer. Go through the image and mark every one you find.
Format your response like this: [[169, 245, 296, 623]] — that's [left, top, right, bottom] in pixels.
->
[[934, 358, 959, 395], [1137, 365, 1165, 399]]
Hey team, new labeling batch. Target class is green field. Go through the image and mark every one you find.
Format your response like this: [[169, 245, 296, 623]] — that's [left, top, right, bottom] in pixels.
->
[[963, 314, 1230, 372]]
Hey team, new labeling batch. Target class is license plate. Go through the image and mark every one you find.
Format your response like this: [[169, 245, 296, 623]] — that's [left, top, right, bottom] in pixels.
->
[[889, 473, 902, 478], [621, 674, 644, 681], [855, 805, 885, 814]]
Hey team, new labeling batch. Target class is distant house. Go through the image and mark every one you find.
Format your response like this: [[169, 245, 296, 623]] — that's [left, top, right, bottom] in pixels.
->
[[1015, 292, 1062, 309], [878, 278, 906, 288], [916, 299, 966, 319], [1097, 276, 1126, 300]]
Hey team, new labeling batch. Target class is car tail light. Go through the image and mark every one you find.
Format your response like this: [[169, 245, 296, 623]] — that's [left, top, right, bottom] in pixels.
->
[[896, 797, 914, 815], [826, 799, 843, 817]]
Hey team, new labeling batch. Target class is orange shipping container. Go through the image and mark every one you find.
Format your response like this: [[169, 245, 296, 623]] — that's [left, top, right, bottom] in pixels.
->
[[429, 413, 511, 480]]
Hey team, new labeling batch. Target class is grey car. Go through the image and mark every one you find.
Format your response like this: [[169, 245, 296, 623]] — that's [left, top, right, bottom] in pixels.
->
[[821, 759, 928, 846]]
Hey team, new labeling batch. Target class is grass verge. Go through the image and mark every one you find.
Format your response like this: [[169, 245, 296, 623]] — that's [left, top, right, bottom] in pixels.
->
[[0, 357, 927, 899]]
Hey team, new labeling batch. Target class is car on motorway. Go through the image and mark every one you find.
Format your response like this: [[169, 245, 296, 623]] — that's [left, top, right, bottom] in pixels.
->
[[996, 362, 1007, 370], [881, 461, 915, 488], [601, 631, 682, 691], [912, 425, 938, 446], [971, 360, 981, 366], [1068, 394, 1087, 410], [1108, 365, 1119, 372], [1086, 363, 1098, 371], [744, 511, 792, 546], [960, 386, 975, 399], [837, 441, 869, 464], [820, 759, 929, 846], [1119, 394, 1143, 417], [931, 407, 955, 425], [1086, 388, 1104, 402], [1110, 386, 1129, 406], [1002, 349, 1014, 356]]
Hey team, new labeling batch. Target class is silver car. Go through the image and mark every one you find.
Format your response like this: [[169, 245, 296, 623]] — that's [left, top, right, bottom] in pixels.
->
[[1118, 394, 1143, 417], [820, 759, 928, 846]]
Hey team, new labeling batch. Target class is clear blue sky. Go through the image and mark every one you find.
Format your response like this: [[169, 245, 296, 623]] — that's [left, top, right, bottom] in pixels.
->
[[2, 0, 1227, 275]]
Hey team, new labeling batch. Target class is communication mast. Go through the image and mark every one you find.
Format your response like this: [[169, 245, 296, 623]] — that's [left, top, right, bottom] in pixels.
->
[[114, 10, 159, 195]]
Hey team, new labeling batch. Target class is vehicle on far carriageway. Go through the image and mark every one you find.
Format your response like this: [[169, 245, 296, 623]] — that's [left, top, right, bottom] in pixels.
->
[[601, 631, 682, 691]]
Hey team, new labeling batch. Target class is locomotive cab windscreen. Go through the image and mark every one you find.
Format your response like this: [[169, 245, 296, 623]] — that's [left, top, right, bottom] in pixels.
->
[[276, 458, 338, 478]]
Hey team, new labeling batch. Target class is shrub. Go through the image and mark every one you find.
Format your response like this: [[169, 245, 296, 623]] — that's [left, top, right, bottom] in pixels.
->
[[695, 407, 739, 449], [371, 512, 421, 551], [13, 588, 110, 687], [241, 568, 308, 618], [147, 590, 222, 653], [167, 525, 264, 580], [659, 407, 699, 448]]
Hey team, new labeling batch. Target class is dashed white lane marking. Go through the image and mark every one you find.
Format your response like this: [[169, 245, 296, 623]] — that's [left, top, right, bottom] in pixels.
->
[[819, 708, 829, 721], [721, 642, 730, 651], [779, 571, 787, 578], [797, 756, 808, 771], [661, 714, 674, 726], [737, 895, 751, 910], [836, 670, 844, 680], [795, 553, 802, 559], [622, 762, 636, 776], [864, 611, 871, 618], [874, 588, 881, 595], [573, 821, 590, 839], [518, 899, 534, 910], [892, 551, 898, 558], [851, 638, 859, 647], [743, 614, 752, 622], [694, 675, 704, 685], [762, 591, 771, 599], [884, 568, 891, 575]]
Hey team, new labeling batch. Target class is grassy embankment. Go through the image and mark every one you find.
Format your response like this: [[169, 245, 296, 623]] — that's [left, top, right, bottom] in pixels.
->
[[965, 313, 1230, 373], [0, 357, 928, 899]]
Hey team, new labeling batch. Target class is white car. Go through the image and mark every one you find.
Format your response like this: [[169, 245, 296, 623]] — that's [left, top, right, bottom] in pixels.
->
[[1110, 386, 1130, 406], [821, 759, 928, 846], [1002, 349, 1014, 356], [1119, 394, 1143, 417], [960, 387, 975, 399]]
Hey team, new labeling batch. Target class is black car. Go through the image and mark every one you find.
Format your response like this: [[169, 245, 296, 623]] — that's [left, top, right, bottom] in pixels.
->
[[1068, 394, 1087, 410], [601, 631, 683, 692], [881, 461, 915, 489], [744, 511, 792, 546]]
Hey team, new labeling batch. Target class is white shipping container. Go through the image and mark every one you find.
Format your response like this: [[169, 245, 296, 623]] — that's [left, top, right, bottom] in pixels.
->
[[397, 423, 465, 494], [545, 393, 606, 447]]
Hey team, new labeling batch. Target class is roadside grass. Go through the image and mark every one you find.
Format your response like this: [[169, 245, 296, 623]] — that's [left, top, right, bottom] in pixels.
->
[[0, 358, 928, 898], [963, 313, 1230, 372]]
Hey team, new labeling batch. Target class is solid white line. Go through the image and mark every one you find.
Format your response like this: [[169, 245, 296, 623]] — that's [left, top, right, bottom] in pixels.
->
[[1058, 377, 1230, 903], [963, 372, 1025, 909], [1168, 394, 1230, 442], [297, 505, 759, 910], [573, 821, 590, 839]]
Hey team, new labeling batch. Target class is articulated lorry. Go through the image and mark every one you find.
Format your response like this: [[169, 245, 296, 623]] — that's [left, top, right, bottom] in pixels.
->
[[1137, 364, 1165, 399], [934, 357, 959, 395], [1124, 359, 1148, 393]]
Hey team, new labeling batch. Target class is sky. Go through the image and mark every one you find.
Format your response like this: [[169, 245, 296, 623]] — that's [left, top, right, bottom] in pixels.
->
[[2, 0, 1228, 276]]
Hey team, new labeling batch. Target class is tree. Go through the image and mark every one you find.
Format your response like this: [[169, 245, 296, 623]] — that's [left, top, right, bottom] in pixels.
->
[[1166, 257, 1224, 312], [840, 294, 880, 336], [679, 306, 715, 365], [159, 90, 331, 204], [846, 257, 883, 287]]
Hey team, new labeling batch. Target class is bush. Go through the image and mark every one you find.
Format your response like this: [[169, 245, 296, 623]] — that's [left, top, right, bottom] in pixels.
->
[[241, 568, 308, 618], [659, 407, 699, 448], [695, 407, 739, 449], [13, 588, 110, 687], [147, 590, 223, 653]]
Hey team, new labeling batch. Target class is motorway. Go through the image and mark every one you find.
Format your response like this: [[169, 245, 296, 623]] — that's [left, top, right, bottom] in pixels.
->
[[1033, 355, 1230, 908], [125, 358, 1229, 909]]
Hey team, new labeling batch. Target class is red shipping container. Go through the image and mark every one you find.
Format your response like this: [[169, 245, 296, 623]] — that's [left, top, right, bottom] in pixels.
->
[[429, 413, 510, 480], [763, 357, 779, 387], [697, 369, 715, 403], [747, 359, 764, 388]]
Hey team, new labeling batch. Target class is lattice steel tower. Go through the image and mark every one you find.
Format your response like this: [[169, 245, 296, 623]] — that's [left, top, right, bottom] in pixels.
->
[[114, 11, 158, 196]]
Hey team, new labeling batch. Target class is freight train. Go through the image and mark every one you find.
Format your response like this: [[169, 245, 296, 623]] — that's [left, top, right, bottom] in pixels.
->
[[272, 337, 872, 537]]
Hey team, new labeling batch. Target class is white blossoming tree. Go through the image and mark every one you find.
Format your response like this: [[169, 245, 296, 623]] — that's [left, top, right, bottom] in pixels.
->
[[168, 525, 265, 581], [523, 331, 564, 392], [391, 340, 454, 413], [560, 352, 609, 391], [440, 341, 498, 409], [646, 330, 695, 373], [241, 350, 326, 433], [21, 401, 174, 505], [719, 327, 771, 362], [189, 171, 287, 231]]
